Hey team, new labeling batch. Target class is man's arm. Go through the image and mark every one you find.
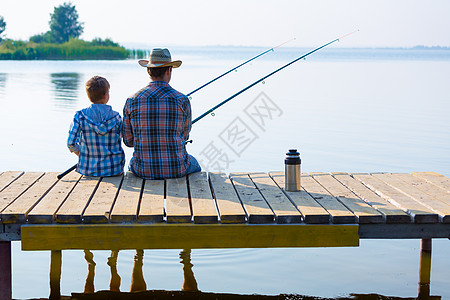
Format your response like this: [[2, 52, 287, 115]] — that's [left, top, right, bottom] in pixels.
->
[[122, 100, 134, 147], [183, 96, 192, 141]]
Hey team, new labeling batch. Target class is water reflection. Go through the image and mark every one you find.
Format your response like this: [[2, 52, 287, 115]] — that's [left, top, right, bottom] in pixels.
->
[[50, 72, 81, 109], [46, 247, 440, 300], [0, 73, 7, 97]]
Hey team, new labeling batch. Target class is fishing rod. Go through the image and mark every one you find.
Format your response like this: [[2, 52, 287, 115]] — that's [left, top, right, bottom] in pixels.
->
[[186, 38, 295, 98], [192, 30, 359, 124]]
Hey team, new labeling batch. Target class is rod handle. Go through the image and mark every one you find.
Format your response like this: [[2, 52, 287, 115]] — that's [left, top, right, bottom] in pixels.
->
[[57, 164, 77, 180]]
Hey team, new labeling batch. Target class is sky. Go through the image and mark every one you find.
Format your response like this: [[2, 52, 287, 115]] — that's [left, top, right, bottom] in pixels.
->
[[1, 0, 450, 48]]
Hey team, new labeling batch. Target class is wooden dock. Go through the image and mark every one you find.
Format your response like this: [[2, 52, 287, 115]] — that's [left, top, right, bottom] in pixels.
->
[[1, 170, 449, 299], [0, 170, 449, 250]]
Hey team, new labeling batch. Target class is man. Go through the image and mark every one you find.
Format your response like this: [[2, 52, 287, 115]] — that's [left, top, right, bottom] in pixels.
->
[[123, 48, 201, 179]]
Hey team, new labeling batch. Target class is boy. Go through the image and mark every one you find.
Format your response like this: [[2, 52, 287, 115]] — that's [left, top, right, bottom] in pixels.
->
[[67, 76, 125, 176]]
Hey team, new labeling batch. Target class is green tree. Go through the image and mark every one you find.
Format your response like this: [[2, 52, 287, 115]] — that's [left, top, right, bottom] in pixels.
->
[[49, 2, 84, 43], [0, 16, 6, 41]]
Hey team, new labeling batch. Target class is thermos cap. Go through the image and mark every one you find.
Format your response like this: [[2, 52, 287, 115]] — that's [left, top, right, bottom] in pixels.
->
[[285, 149, 301, 165]]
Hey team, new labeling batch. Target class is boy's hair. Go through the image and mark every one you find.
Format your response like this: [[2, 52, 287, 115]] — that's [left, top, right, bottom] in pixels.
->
[[86, 76, 110, 103], [147, 66, 171, 79]]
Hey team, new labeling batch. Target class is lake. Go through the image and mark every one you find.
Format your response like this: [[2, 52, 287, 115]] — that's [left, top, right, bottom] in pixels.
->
[[0, 46, 449, 299]]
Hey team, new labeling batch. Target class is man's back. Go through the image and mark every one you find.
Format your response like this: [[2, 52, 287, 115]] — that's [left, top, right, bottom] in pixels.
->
[[123, 81, 191, 179]]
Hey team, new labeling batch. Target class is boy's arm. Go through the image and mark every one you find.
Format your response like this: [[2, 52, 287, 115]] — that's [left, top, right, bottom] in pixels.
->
[[122, 100, 134, 147], [67, 113, 81, 154]]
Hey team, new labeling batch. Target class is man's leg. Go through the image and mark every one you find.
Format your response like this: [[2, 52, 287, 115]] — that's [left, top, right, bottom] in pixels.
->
[[186, 155, 201, 175]]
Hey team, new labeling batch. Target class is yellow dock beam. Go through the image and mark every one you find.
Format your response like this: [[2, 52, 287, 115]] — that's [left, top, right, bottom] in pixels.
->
[[21, 224, 359, 250]]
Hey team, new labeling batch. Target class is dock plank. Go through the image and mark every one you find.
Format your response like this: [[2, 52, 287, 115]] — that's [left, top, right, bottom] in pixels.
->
[[138, 179, 164, 223], [28, 171, 81, 223], [110, 173, 142, 223], [0, 172, 44, 214], [209, 173, 246, 223], [394, 173, 450, 207], [249, 173, 301, 224], [56, 176, 100, 223], [0, 171, 24, 192], [230, 173, 274, 224], [312, 173, 383, 224], [301, 174, 356, 224], [1, 172, 58, 223], [375, 173, 450, 223], [83, 176, 122, 223], [270, 172, 330, 224], [166, 176, 191, 223], [353, 173, 438, 223], [333, 173, 410, 223], [412, 172, 450, 193], [188, 172, 218, 224]]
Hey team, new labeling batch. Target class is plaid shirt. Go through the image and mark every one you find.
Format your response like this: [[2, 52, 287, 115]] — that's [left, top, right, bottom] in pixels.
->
[[123, 81, 191, 179], [68, 104, 125, 177]]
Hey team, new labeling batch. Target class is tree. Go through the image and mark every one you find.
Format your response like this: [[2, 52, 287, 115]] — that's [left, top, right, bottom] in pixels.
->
[[49, 2, 84, 43], [0, 16, 6, 41]]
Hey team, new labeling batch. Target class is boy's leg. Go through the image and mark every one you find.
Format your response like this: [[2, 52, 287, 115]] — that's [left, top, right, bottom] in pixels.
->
[[179, 249, 198, 292]]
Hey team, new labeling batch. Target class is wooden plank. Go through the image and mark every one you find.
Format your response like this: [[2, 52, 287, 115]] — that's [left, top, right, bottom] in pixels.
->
[[270, 172, 330, 224], [1, 172, 58, 223], [188, 172, 218, 224], [301, 174, 356, 224], [249, 173, 301, 224], [21, 224, 359, 250], [412, 172, 450, 193], [375, 173, 450, 223], [110, 173, 142, 223], [166, 176, 191, 223], [0, 171, 23, 192], [27, 172, 81, 223], [0, 172, 44, 214], [333, 173, 410, 223], [138, 179, 164, 223], [83, 176, 122, 224], [55, 176, 100, 223], [353, 173, 438, 224], [230, 173, 274, 224], [312, 173, 383, 224], [394, 173, 450, 207], [208, 173, 246, 224]]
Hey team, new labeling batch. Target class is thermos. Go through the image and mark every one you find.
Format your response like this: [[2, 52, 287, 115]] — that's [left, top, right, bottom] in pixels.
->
[[285, 149, 301, 191]]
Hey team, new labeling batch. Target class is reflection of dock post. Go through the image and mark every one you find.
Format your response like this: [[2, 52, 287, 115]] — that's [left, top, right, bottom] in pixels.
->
[[418, 238, 432, 299], [0, 241, 12, 300], [49, 250, 62, 300]]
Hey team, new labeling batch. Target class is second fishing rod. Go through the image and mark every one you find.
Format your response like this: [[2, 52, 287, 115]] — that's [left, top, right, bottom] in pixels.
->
[[192, 30, 359, 124]]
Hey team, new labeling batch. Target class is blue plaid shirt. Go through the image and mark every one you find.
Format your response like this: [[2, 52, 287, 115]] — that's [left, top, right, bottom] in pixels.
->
[[123, 81, 191, 179], [68, 104, 125, 176]]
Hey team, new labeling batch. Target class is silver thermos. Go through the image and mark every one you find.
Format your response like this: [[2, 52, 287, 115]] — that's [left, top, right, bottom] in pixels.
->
[[285, 149, 301, 191]]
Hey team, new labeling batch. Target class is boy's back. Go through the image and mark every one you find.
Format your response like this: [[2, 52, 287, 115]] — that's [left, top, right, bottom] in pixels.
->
[[67, 76, 125, 177]]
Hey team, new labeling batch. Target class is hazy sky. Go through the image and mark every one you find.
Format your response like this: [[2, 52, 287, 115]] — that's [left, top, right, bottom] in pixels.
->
[[1, 0, 449, 48]]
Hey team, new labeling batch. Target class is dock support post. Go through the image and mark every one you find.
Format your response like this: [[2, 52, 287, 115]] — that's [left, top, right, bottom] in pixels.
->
[[418, 238, 432, 299], [0, 241, 12, 300], [49, 250, 62, 300]]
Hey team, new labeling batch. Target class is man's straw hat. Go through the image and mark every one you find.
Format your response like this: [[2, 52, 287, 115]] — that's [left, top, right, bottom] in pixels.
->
[[138, 48, 182, 68]]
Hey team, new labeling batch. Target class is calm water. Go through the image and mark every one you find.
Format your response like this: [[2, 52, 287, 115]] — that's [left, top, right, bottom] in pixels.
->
[[0, 47, 449, 299]]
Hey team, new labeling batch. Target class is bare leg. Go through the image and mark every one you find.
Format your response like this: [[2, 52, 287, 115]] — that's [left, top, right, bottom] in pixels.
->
[[180, 249, 198, 291], [108, 250, 121, 292], [130, 249, 147, 292], [83, 250, 95, 293]]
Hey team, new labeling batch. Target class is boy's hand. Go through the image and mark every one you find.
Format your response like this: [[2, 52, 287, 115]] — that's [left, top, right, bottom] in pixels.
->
[[74, 151, 80, 156]]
